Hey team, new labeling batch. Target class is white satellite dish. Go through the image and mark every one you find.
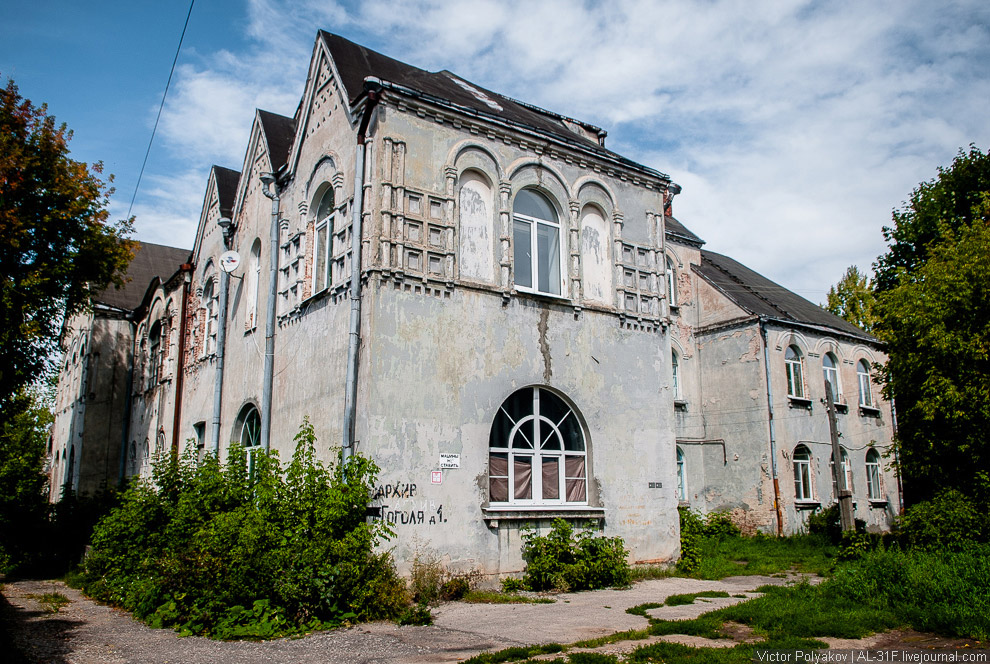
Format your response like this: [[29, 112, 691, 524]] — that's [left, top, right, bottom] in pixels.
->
[[219, 250, 241, 273]]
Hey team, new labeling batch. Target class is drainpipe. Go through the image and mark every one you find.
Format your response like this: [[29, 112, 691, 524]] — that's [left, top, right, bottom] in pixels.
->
[[759, 319, 785, 536], [259, 174, 281, 451], [117, 318, 137, 486], [211, 217, 233, 453], [170, 265, 193, 454], [342, 78, 383, 467]]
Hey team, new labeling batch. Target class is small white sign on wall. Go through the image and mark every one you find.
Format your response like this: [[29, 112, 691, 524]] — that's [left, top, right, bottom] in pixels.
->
[[439, 453, 460, 469], [431, 470, 443, 485]]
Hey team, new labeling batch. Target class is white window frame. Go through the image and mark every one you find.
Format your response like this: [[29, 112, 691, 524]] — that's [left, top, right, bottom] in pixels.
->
[[512, 190, 565, 297], [312, 188, 335, 294], [246, 239, 261, 330], [238, 405, 262, 478], [822, 352, 840, 403], [857, 360, 874, 408], [202, 278, 218, 357], [830, 447, 853, 497], [666, 255, 677, 307], [676, 446, 686, 501], [785, 345, 806, 399], [793, 445, 813, 501], [671, 350, 681, 400], [866, 448, 884, 500], [488, 387, 587, 506]]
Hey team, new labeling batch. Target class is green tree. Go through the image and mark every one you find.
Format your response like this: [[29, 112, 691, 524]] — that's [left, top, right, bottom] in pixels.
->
[[825, 265, 875, 332], [0, 384, 53, 572], [0, 76, 133, 416], [875, 145, 990, 292], [873, 184, 990, 505]]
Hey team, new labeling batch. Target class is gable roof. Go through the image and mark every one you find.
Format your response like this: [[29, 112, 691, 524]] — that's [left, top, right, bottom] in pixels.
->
[[94, 241, 190, 312], [213, 165, 241, 218], [319, 31, 669, 182], [257, 110, 295, 173], [695, 250, 875, 342], [665, 215, 704, 247]]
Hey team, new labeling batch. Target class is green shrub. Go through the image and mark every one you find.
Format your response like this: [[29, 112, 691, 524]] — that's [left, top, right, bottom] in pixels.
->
[[396, 602, 433, 626], [408, 552, 445, 605], [500, 577, 527, 593], [81, 418, 406, 638], [439, 576, 470, 601], [895, 489, 987, 551], [521, 519, 630, 592]]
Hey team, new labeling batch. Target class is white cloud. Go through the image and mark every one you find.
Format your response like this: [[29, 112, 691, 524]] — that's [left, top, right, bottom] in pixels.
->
[[131, 0, 990, 304]]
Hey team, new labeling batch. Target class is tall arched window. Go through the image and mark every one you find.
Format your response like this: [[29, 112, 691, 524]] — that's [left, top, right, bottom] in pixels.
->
[[830, 447, 853, 497], [489, 387, 586, 504], [676, 446, 686, 501], [513, 189, 562, 296], [246, 239, 261, 329], [793, 444, 813, 501], [236, 404, 262, 477], [785, 345, 806, 398], [865, 448, 883, 500], [202, 278, 218, 356], [671, 350, 681, 400], [666, 256, 677, 307], [148, 322, 163, 387], [822, 352, 840, 403], [857, 360, 874, 407], [313, 187, 334, 293]]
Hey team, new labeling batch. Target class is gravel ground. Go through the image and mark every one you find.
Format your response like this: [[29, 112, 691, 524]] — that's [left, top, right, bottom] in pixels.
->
[[3, 574, 980, 663]]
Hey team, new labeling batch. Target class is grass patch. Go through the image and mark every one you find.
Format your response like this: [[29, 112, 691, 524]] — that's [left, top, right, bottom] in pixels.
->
[[462, 643, 564, 663], [629, 565, 673, 582], [462, 590, 555, 604], [685, 534, 837, 580], [27, 591, 70, 614], [626, 637, 829, 664], [664, 590, 730, 606], [573, 627, 653, 648]]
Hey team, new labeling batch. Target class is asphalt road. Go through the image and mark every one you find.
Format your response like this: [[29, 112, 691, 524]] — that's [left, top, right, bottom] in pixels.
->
[[1, 574, 796, 663]]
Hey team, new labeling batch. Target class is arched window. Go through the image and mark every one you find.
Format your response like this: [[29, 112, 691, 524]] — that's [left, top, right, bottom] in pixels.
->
[[822, 352, 840, 403], [830, 447, 853, 497], [313, 187, 334, 293], [513, 189, 562, 296], [235, 404, 262, 477], [865, 448, 883, 500], [246, 239, 261, 329], [857, 360, 874, 407], [671, 350, 681, 400], [489, 387, 586, 504], [148, 321, 163, 387], [202, 278, 218, 356], [666, 256, 677, 307], [676, 446, 686, 501], [793, 444, 813, 501], [785, 345, 805, 399]]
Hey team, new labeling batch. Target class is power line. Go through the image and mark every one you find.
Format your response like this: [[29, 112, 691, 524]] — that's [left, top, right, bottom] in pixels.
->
[[125, 0, 196, 221]]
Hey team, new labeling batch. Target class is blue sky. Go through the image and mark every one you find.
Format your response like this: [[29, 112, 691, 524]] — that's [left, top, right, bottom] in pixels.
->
[[3, 0, 989, 304]]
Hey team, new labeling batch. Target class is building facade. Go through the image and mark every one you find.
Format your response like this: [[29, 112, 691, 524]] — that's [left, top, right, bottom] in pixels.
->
[[52, 32, 898, 577]]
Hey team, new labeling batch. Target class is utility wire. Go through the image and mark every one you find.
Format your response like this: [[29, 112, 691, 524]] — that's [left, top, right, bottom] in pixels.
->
[[126, 0, 196, 221]]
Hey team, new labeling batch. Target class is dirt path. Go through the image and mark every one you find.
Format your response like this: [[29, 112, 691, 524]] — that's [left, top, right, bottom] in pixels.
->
[[1, 575, 980, 663]]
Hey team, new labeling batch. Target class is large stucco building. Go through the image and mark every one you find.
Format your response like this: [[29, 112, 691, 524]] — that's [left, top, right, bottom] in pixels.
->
[[51, 32, 899, 576]]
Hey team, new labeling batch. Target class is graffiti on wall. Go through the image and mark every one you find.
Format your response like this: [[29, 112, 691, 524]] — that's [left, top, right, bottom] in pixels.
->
[[372, 480, 448, 527]]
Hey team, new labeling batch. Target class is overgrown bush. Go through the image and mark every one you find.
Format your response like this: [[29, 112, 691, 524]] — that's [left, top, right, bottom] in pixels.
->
[[807, 504, 865, 544], [521, 519, 630, 592], [676, 508, 740, 574], [81, 419, 407, 638], [895, 489, 987, 551]]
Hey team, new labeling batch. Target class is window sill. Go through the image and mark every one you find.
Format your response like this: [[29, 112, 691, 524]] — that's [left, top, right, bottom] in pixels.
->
[[482, 505, 604, 523], [788, 396, 813, 410], [674, 399, 689, 412], [511, 286, 571, 304], [859, 405, 881, 417], [794, 500, 820, 510], [834, 403, 848, 414], [868, 499, 888, 508], [669, 305, 680, 316]]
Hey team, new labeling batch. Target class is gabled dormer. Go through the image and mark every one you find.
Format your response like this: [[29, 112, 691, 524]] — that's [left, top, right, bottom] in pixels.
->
[[191, 165, 240, 266], [231, 109, 295, 225]]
